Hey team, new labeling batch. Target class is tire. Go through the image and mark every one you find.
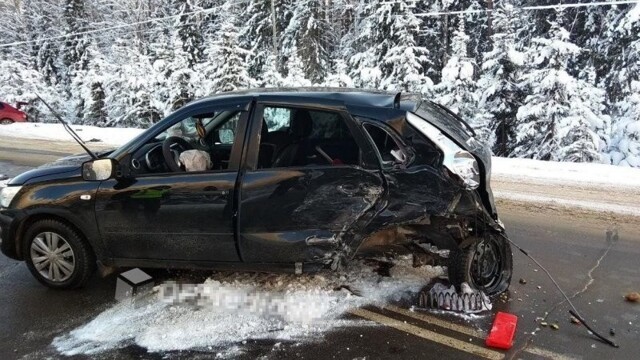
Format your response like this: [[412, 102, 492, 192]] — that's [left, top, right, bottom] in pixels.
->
[[22, 219, 96, 289], [448, 233, 512, 297], [0, 118, 14, 125]]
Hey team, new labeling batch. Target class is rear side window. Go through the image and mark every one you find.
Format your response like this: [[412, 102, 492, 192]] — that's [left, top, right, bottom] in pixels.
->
[[363, 123, 407, 166], [257, 106, 362, 168], [308, 111, 352, 140], [0, 102, 4, 109]]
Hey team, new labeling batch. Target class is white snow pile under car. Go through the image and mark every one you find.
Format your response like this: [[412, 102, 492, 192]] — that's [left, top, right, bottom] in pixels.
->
[[53, 257, 445, 356]]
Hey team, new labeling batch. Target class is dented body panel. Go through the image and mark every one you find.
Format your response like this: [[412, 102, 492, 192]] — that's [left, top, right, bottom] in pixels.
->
[[238, 167, 384, 264]]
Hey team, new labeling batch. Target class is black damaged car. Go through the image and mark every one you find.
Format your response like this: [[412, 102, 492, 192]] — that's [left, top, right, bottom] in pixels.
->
[[0, 88, 512, 295]]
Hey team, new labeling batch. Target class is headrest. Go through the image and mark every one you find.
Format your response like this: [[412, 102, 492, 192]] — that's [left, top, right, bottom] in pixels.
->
[[289, 110, 313, 138]]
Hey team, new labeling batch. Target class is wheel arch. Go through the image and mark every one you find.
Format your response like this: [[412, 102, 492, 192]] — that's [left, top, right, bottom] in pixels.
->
[[15, 211, 105, 261]]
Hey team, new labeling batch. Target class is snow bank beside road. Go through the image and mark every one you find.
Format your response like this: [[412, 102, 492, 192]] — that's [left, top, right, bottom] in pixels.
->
[[0, 122, 144, 146], [492, 157, 640, 190], [492, 157, 640, 217]]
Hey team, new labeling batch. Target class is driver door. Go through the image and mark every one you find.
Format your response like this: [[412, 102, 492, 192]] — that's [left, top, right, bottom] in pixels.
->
[[94, 102, 251, 263]]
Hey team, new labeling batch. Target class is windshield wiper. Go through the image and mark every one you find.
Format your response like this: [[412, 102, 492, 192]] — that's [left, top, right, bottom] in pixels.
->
[[35, 94, 98, 160]]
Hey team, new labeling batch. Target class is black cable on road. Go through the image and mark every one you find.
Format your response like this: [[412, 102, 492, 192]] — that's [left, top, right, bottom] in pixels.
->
[[502, 235, 619, 348]]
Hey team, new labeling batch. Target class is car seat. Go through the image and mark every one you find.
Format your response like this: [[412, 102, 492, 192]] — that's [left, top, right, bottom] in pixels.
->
[[272, 110, 313, 167]]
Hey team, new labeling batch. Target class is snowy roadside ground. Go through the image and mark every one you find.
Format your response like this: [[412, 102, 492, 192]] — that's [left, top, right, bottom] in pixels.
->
[[2, 122, 639, 216], [0, 122, 144, 147], [492, 157, 640, 217]]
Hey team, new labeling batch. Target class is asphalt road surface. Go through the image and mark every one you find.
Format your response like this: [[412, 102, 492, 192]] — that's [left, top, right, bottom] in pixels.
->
[[1, 147, 639, 360]]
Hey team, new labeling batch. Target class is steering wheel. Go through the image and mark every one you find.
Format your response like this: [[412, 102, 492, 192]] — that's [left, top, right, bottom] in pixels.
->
[[162, 136, 193, 172]]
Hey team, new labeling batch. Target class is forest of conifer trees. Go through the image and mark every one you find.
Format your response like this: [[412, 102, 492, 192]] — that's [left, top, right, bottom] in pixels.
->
[[0, 0, 638, 167]]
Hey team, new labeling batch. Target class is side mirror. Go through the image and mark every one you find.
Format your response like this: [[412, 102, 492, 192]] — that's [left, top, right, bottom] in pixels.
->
[[82, 158, 117, 181]]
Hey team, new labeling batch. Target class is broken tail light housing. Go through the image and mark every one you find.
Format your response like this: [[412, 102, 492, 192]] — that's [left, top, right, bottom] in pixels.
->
[[406, 112, 480, 190]]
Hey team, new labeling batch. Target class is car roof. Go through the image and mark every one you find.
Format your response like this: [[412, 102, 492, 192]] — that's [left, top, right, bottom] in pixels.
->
[[190, 87, 421, 113]]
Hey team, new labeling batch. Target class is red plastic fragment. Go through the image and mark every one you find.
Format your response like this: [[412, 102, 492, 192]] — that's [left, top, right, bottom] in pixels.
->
[[486, 312, 518, 350]]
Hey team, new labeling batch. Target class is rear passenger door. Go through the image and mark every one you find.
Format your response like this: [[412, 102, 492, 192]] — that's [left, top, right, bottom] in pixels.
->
[[238, 102, 385, 266]]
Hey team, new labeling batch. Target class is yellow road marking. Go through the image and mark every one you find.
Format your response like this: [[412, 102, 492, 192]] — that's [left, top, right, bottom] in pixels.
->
[[385, 304, 486, 338], [349, 308, 504, 360], [525, 346, 579, 360], [384, 305, 578, 360]]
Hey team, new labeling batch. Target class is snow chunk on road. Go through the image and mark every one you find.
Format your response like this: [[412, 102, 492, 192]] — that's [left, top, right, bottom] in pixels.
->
[[53, 257, 443, 355], [0, 122, 144, 146]]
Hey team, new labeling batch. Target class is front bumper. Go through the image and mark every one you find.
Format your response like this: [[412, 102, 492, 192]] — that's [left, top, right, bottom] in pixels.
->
[[0, 209, 23, 260]]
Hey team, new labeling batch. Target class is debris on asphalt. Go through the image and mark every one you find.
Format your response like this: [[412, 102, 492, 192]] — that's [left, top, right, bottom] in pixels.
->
[[540, 321, 548, 327], [519, 278, 527, 285], [624, 292, 640, 302], [609, 328, 616, 336], [570, 316, 581, 325], [418, 281, 492, 313], [550, 324, 560, 330], [486, 312, 518, 350]]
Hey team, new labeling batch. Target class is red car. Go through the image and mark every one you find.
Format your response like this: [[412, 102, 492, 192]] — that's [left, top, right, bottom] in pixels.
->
[[0, 101, 28, 124]]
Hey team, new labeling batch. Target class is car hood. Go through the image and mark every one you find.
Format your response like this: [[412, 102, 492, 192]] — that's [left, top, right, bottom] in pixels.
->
[[8, 153, 93, 186]]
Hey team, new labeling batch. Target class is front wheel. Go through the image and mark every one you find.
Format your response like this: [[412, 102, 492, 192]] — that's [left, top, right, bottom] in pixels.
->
[[23, 219, 96, 289], [448, 234, 512, 297], [0, 118, 14, 125]]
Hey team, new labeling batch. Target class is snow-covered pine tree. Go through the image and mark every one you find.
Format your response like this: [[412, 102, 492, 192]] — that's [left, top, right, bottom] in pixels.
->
[[210, 15, 252, 93], [20, 0, 63, 87], [61, 0, 88, 82], [103, 41, 163, 128], [434, 16, 477, 124], [260, 53, 284, 87], [379, 0, 432, 92], [282, 0, 330, 84], [74, 44, 109, 125], [323, 59, 353, 87], [476, 2, 524, 155], [240, 0, 288, 79], [349, 0, 431, 92], [606, 5, 640, 167], [282, 48, 312, 87], [347, 0, 383, 88], [514, 11, 605, 162], [174, 0, 206, 68]]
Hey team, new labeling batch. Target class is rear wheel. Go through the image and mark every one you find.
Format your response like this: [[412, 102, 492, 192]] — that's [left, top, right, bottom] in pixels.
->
[[0, 118, 14, 125], [23, 219, 96, 289], [448, 234, 512, 297]]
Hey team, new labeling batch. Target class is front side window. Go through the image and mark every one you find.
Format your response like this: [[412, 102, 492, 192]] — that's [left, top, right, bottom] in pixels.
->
[[132, 110, 244, 175]]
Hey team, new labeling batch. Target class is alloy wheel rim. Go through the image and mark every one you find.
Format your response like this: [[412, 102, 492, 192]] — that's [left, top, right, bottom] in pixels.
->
[[30, 232, 76, 282]]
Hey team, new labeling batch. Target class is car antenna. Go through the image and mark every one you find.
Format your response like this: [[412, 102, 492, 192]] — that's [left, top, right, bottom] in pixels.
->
[[393, 92, 401, 109], [35, 93, 98, 160]]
